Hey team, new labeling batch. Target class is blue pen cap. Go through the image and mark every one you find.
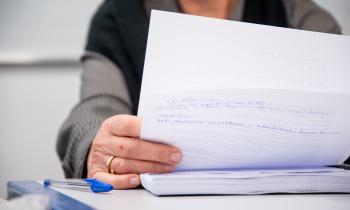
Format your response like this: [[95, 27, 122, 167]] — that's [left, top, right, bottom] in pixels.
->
[[84, 178, 113, 193], [43, 179, 50, 187]]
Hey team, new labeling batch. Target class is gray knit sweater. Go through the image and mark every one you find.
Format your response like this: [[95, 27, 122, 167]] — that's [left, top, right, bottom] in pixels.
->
[[57, 0, 342, 178]]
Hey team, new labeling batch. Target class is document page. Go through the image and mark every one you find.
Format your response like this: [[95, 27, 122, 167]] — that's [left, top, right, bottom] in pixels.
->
[[142, 90, 350, 170], [138, 11, 350, 170]]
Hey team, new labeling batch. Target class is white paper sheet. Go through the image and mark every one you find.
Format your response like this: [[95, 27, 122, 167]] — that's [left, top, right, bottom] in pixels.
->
[[138, 10, 350, 170]]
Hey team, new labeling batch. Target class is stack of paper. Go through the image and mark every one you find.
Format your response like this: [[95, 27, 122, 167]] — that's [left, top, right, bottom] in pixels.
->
[[138, 10, 350, 195], [141, 167, 350, 195]]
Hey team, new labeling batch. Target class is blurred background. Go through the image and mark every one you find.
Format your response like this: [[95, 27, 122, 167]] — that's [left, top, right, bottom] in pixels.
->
[[0, 0, 349, 198]]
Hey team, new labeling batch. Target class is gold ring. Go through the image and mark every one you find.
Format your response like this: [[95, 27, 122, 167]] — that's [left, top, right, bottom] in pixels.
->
[[106, 155, 116, 174]]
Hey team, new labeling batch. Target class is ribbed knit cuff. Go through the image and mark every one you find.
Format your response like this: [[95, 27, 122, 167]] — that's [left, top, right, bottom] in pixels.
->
[[73, 126, 101, 178]]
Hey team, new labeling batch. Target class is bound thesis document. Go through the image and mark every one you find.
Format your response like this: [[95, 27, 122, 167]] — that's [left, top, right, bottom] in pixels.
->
[[138, 10, 350, 195]]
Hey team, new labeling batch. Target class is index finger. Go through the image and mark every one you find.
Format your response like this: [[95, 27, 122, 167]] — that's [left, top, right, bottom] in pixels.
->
[[108, 136, 182, 165]]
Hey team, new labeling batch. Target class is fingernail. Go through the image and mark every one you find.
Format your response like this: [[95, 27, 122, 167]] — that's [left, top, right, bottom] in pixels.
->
[[170, 152, 182, 163], [130, 177, 140, 185], [164, 165, 175, 172]]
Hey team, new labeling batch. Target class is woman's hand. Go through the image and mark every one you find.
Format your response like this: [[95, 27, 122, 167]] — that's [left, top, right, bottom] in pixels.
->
[[87, 114, 182, 189]]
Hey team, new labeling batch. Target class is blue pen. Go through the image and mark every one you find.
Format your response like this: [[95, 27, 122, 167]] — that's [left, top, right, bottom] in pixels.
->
[[43, 178, 113, 193]]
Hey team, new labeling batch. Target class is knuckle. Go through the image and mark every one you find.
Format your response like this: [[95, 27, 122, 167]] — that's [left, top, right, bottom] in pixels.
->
[[112, 178, 123, 189], [124, 141, 136, 156], [117, 142, 128, 157], [87, 152, 105, 178], [129, 140, 141, 155], [156, 149, 169, 162], [119, 140, 139, 157], [89, 150, 101, 163], [102, 115, 124, 132], [101, 117, 114, 131], [151, 162, 162, 172], [114, 158, 127, 173], [119, 117, 134, 134], [101, 115, 140, 137], [91, 138, 106, 154], [92, 137, 103, 148], [88, 143, 103, 164]]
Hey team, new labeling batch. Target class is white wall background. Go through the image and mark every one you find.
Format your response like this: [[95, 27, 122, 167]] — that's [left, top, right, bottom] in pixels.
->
[[0, 0, 349, 199], [0, 0, 102, 198]]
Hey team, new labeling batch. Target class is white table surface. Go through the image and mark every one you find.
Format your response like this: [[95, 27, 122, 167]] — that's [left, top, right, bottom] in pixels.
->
[[52, 186, 350, 210]]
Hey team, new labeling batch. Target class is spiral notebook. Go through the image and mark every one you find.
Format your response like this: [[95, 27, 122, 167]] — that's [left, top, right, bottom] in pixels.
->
[[138, 11, 350, 195]]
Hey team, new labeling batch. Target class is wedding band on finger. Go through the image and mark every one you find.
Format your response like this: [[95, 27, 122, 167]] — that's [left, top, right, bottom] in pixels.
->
[[106, 155, 116, 174]]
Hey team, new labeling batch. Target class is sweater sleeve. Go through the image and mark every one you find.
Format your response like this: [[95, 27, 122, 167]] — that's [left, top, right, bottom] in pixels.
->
[[283, 0, 341, 34], [56, 52, 132, 178]]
